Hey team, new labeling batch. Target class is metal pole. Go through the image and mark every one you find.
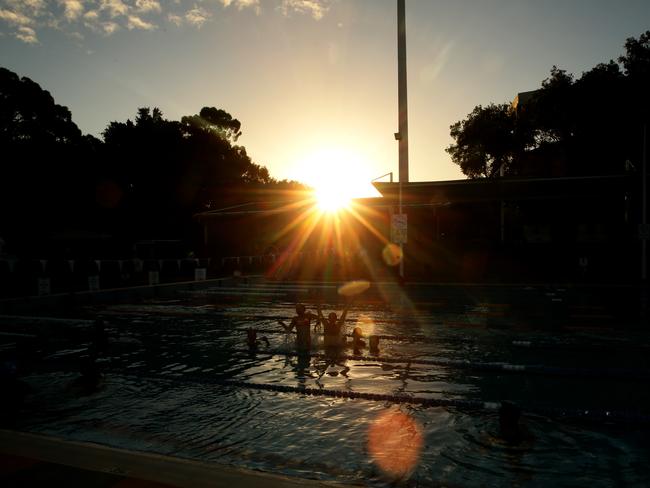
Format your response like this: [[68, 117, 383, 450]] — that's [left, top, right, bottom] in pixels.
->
[[397, 0, 409, 184], [642, 123, 647, 281], [397, 0, 408, 282], [399, 182, 404, 280], [500, 164, 505, 243]]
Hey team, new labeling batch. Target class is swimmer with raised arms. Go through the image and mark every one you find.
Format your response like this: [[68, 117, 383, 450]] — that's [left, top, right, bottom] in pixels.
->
[[317, 300, 352, 348]]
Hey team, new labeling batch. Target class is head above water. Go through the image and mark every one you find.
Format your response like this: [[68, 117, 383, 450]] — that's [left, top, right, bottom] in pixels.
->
[[295, 304, 306, 316], [328, 312, 338, 323], [499, 401, 522, 443]]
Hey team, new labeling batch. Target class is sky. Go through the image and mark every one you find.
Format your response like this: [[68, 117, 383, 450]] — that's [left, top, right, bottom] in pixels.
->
[[1, 0, 649, 197]]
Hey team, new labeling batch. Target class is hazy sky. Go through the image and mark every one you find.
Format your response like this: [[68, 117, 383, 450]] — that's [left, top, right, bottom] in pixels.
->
[[1, 0, 649, 195]]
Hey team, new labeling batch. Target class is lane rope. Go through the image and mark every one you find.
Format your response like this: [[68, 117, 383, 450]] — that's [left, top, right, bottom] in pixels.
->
[[109, 369, 650, 425], [229, 348, 650, 381]]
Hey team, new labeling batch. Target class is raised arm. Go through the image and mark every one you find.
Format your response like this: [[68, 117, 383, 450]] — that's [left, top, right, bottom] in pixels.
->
[[339, 298, 353, 325]]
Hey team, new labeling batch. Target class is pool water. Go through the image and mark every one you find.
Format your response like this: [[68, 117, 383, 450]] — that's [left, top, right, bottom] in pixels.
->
[[3, 297, 650, 487]]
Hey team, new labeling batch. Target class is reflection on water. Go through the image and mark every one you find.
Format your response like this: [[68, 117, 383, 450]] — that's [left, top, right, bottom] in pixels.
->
[[3, 300, 650, 487]]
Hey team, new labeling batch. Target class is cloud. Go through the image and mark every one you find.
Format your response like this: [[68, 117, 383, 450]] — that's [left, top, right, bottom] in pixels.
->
[[101, 20, 119, 34], [61, 0, 84, 22], [280, 0, 330, 20], [168, 6, 211, 28], [83, 10, 99, 21], [100, 0, 129, 18], [10, 0, 46, 16], [184, 6, 210, 27], [0, 0, 334, 44], [135, 0, 161, 14], [0, 8, 33, 26], [127, 14, 155, 30], [15, 25, 37, 43], [220, 0, 260, 12], [167, 12, 182, 26], [22, 0, 46, 12]]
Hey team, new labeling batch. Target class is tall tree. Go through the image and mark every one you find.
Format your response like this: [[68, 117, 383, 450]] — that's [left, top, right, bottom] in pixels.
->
[[447, 103, 521, 178], [0, 67, 98, 252], [100, 106, 303, 240], [447, 31, 650, 179]]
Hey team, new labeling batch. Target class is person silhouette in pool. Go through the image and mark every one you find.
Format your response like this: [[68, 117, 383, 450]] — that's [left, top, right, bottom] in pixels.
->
[[498, 401, 533, 445], [316, 300, 352, 348], [246, 327, 269, 351], [351, 326, 366, 354], [279, 304, 318, 352]]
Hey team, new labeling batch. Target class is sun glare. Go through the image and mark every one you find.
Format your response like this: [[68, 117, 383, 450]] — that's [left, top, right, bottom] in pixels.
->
[[293, 147, 380, 213], [316, 187, 351, 212]]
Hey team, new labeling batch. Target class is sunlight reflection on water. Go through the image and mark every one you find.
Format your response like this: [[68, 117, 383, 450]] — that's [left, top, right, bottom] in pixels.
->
[[7, 300, 650, 487]]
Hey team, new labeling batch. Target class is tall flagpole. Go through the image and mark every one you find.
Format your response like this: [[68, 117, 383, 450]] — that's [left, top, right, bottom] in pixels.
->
[[397, 0, 409, 185], [397, 0, 408, 282]]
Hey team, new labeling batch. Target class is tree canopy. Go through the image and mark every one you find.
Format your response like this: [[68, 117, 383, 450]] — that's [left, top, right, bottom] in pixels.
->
[[0, 67, 81, 145], [0, 67, 100, 252], [0, 67, 304, 255], [447, 31, 650, 179], [99, 106, 300, 239]]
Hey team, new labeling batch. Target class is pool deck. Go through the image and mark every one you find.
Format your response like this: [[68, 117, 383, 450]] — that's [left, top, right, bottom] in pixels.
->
[[0, 429, 356, 488]]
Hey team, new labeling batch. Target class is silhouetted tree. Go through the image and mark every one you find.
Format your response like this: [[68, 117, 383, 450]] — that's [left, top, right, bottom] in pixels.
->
[[447, 31, 650, 179], [0, 66, 306, 256], [181, 107, 242, 142], [0, 67, 101, 254], [100, 106, 306, 241], [0, 67, 81, 144], [447, 103, 520, 178]]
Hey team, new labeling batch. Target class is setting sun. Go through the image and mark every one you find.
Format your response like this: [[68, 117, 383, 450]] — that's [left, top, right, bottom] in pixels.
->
[[290, 147, 381, 213], [315, 186, 351, 212]]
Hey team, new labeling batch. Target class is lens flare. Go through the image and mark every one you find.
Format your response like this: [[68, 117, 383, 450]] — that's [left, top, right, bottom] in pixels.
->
[[356, 314, 376, 335], [337, 280, 370, 297], [367, 409, 423, 480], [382, 243, 403, 266]]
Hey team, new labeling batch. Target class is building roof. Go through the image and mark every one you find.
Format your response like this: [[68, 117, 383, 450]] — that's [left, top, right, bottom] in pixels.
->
[[194, 174, 631, 222], [194, 197, 386, 220], [373, 174, 630, 205], [511, 89, 540, 111]]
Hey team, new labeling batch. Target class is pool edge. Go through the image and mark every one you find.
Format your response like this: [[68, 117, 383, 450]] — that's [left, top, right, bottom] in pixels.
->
[[0, 429, 358, 488]]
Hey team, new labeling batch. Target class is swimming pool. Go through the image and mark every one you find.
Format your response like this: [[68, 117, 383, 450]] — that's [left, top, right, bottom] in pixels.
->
[[2, 283, 649, 487]]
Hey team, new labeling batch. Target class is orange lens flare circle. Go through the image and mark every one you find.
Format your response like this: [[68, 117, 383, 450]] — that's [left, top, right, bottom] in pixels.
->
[[367, 410, 423, 480], [382, 243, 403, 267]]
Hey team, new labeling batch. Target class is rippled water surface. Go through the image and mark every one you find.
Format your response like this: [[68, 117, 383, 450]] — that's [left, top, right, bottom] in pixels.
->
[[4, 296, 650, 487]]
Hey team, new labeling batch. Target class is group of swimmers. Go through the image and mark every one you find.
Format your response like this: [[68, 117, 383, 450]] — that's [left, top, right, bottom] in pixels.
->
[[245, 300, 367, 353], [277, 301, 367, 353]]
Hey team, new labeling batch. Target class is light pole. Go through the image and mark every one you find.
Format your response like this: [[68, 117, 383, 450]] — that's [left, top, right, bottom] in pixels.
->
[[396, 0, 409, 282], [397, 0, 409, 185], [642, 123, 647, 282]]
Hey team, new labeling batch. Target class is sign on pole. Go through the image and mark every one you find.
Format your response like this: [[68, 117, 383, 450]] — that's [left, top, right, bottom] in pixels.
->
[[148, 270, 160, 286], [38, 277, 51, 296], [391, 214, 408, 244]]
